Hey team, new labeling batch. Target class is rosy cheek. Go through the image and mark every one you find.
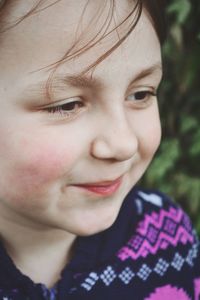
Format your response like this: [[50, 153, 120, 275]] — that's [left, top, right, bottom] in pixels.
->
[[10, 142, 73, 197], [25, 155, 60, 184]]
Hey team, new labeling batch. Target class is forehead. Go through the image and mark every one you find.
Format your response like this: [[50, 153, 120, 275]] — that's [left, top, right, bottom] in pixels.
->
[[0, 0, 161, 87]]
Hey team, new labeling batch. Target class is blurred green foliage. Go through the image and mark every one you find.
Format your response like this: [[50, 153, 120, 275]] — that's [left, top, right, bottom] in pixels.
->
[[141, 0, 200, 234]]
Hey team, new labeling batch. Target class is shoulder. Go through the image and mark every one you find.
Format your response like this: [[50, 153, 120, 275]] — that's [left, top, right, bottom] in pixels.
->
[[114, 187, 200, 298], [129, 187, 197, 234], [76, 188, 200, 298], [118, 187, 200, 271], [130, 186, 185, 214]]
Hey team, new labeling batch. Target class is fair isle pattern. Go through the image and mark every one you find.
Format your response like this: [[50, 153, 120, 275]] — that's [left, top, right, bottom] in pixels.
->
[[41, 284, 57, 300], [144, 284, 192, 300], [194, 278, 200, 300], [80, 240, 199, 291], [137, 191, 163, 207], [117, 204, 194, 261]]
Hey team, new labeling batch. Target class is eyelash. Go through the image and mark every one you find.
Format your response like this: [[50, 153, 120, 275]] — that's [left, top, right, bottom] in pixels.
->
[[126, 90, 157, 108], [43, 99, 85, 119], [42, 89, 157, 119]]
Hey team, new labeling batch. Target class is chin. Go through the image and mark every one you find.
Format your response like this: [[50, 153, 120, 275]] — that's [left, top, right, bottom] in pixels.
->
[[74, 210, 120, 237]]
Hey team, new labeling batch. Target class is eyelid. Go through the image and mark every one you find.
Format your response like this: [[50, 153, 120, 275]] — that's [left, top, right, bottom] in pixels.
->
[[36, 95, 87, 122], [126, 85, 158, 99], [125, 86, 158, 109], [128, 84, 157, 93], [41, 96, 82, 109]]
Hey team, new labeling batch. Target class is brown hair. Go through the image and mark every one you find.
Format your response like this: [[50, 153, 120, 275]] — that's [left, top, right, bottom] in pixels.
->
[[0, 0, 166, 94]]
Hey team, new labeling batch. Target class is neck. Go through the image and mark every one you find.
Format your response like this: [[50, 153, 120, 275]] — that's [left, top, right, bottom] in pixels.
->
[[0, 208, 76, 288]]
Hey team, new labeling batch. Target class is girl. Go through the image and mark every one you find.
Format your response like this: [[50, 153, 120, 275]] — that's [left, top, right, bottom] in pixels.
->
[[0, 0, 199, 299]]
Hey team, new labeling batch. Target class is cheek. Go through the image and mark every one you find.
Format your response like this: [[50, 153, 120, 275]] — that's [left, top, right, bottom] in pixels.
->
[[16, 144, 71, 187], [20, 147, 65, 183], [144, 122, 161, 157], [138, 109, 162, 159], [2, 136, 76, 204]]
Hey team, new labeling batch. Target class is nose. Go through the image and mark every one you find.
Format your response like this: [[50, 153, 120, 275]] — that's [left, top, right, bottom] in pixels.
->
[[90, 110, 138, 161]]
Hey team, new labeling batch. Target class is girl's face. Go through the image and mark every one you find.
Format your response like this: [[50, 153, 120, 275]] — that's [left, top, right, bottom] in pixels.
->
[[0, 0, 162, 235]]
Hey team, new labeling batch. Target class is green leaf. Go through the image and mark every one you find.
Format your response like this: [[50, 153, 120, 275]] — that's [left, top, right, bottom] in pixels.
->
[[145, 139, 180, 183], [180, 115, 198, 134], [167, 0, 191, 24], [190, 130, 200, 156], [171, 24, 183, 47]]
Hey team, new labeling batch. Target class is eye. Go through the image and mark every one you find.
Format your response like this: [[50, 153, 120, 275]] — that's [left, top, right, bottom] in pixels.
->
[[126, 90, 157, 108], [42, 98, 85, 119]]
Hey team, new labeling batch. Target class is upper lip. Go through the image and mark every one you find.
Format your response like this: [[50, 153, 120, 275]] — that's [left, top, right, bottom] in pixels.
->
[[72, 176, 123, 187]]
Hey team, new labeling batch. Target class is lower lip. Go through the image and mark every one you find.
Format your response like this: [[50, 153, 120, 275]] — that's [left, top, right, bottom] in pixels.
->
[[73, 177, 122, 196]]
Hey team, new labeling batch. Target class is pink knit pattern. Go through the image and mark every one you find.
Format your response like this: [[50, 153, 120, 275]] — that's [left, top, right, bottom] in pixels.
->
[[194, 277, 200, 300], [118, 207, 194, 261], [145, 285, 191, 300]]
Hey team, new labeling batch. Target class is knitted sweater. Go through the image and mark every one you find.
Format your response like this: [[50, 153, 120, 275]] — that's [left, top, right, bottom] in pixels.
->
[[0, 188, 199, 300]]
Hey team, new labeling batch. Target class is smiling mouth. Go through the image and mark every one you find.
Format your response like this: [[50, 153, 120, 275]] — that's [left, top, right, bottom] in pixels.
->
[[72, 177, 123, 196]]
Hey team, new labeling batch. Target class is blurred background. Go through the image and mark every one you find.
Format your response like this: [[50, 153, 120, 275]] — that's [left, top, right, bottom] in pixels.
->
[[141, 0, 200, 235]]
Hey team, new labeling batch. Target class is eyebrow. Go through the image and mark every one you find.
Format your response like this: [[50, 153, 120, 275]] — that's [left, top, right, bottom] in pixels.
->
[[54, 62, 162, 88], [129, 63, 163, 83], [27, 62, 162, 96], [56, 73, 103, 90]]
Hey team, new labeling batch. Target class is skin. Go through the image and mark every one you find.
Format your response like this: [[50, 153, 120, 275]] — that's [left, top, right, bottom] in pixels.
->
[[0, 0, 162, 287]]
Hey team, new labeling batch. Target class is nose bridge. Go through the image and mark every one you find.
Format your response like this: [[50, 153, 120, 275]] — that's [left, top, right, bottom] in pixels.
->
[[91, 107, 138, 161], [107, 108, 134, 142]]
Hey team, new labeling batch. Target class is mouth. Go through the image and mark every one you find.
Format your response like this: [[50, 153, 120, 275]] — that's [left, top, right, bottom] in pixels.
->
[[71, 176, 123, 196]]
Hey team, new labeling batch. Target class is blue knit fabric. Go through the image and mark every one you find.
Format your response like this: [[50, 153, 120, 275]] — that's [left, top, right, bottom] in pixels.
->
[[0, 187, 199, 299]]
